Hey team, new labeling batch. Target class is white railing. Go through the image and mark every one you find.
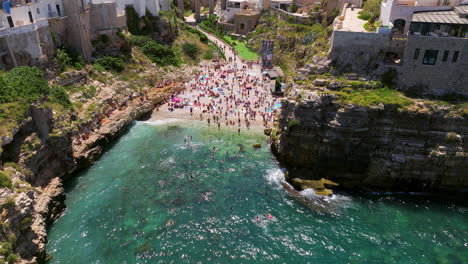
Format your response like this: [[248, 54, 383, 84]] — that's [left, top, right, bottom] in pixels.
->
[[0, 19, 49, 37]]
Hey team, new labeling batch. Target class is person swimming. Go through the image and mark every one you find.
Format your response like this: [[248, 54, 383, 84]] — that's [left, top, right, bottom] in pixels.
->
[[267, 213, 273, 220], [190, 173, 194, 179]]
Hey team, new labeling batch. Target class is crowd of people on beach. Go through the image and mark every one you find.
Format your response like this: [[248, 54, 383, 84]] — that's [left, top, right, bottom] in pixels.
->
[[161, 39, 280, 131]]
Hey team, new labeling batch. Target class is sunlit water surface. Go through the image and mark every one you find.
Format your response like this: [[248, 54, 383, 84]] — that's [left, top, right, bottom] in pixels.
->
[[47, 120, 468, 264]]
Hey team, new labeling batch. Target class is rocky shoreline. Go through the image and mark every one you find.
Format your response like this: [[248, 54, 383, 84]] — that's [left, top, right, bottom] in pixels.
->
[[272, 91, 468, 194], [0, 72, 189, 263]]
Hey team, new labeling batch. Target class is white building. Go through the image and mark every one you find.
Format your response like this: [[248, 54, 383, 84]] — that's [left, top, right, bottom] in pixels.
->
[[380, 0, 463, 33], [219, 0, 262, 23], [103, 0, 170, 17], [0, 0, 66, 29]]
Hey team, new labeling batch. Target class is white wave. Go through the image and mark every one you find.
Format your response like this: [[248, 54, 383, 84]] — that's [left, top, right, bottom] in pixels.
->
[[265, 168, 285, 187], [139, 119, 182, 126]]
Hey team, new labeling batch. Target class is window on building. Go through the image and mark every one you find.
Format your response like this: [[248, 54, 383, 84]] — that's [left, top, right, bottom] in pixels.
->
[[422, 50, 438, 65], [56, 5, 61, 16], [7, 16, 14, 28], [28, 11, 33, 23], [37, 8, 40, 14], [452, 51, 459, 62], [413, 48, 420, 60], [442, 0, 450, 5], [442, 51, 449, 62]]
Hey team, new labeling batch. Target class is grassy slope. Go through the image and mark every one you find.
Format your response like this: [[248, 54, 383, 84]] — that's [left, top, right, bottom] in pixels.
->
[[224, 36, 259, 61]]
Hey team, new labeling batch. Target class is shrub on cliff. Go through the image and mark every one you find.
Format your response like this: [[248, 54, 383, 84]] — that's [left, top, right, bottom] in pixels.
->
[[0, 171, 12, 189], [95, 56, 125, 72], [49, 85, 72, 108], [182, 42, 200, 59], [141, 41, 181, 66], [56, 47, 85, 70], [130, 36, 181, 66], [288, 119, 299, 128], [0, 67, 49, 104]]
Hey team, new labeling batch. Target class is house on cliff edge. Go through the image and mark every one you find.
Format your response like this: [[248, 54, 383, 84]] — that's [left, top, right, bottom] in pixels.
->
[[330, 1, 468, 97], [0, 0, 171, 69]]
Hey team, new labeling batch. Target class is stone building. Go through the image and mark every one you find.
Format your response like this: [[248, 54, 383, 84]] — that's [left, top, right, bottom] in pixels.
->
[[330, 3, 468, 97], [397, 6, 468, 96], [218, 0, 261, 34], [0, 0, 65, 69], [0, 0, 153, 68]]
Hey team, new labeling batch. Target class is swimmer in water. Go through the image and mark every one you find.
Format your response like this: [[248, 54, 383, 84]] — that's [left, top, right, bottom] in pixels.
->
[[190, 173, 194, 179], [212, 146, 216, 152], [221, 159, 224, 164], [189, 160, 193, 164], [211, 154, 215, 159], [267, 213, 273, 220], [256, 216, 261, 222]]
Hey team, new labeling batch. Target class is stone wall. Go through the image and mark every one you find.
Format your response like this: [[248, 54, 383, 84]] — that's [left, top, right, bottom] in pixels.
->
[[329, 30, 391, 73], [269, 7, 321, 25], [234, 13, 261, 35], [273, 94, 468, 193], [90, 2, 119, 39], [49, 17, 68, 47], [62, 0, 93, 60], [0, 20, 54, 69], [398, 35, 468, 97]]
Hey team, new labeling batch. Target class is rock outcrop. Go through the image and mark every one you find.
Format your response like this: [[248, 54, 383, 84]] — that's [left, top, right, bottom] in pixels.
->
[[272, 93, 468, 193], [0, 77, 189, 264]]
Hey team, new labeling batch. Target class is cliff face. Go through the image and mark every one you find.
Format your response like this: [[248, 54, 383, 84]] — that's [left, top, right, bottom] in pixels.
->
[[0, 74, 189, 264], [273, 93, 468, 193]]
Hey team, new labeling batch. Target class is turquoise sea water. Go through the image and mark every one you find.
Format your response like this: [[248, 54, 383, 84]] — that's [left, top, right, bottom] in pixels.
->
[[47, 120, 468, 264]]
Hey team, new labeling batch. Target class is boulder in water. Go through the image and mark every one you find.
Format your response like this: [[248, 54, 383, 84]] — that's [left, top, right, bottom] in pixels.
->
[[264, 128, 272, 136], [290, 178, 339, 196]]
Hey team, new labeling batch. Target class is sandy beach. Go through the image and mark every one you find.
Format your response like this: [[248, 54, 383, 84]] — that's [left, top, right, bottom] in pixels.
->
[[149, 30, 281, 130]]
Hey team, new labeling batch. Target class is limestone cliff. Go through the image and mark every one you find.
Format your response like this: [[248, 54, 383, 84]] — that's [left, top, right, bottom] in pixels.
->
[[0, 66, 193, 263], [272, 93, 468, 193]]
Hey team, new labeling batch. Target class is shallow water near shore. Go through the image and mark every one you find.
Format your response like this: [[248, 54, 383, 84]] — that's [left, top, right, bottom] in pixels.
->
[[47, 120, 468, 264]]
